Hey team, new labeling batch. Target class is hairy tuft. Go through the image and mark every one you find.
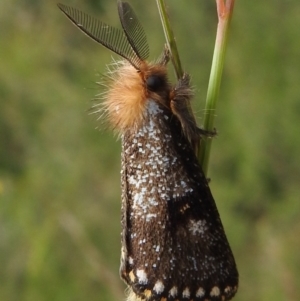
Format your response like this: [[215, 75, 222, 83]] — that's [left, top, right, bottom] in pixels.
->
[[94, 60, 147, 134]]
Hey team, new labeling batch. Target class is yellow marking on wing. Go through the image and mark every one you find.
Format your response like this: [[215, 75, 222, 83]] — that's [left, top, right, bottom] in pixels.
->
[[129, 270, 135, 282], [144, 289, 152, 298]]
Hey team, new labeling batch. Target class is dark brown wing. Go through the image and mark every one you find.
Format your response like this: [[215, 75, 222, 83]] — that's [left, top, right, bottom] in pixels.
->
[[120, 104, 238, 301]]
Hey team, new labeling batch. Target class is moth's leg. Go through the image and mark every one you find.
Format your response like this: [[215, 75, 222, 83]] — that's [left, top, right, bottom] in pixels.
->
[[157, 45, 170, 66], [170, 73, 217, 140], [197, 126, 217, 138]]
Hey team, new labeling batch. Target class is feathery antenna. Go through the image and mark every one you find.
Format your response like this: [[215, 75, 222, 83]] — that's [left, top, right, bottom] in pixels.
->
[[57, 2, 148, 69], [117, 1, 149, 61]]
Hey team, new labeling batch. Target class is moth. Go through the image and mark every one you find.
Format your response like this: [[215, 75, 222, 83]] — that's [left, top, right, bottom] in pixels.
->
[[57, 1, 238, 301]]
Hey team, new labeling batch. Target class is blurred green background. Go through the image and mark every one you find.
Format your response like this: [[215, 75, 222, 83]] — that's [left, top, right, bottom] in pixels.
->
[[1, 0, 300, 300]]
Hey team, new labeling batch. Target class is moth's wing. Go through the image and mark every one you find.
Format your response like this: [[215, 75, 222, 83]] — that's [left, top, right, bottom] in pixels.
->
[[117, 1, 149, 61], [120, 116, 238, 301], [57, 3, 140, 69]]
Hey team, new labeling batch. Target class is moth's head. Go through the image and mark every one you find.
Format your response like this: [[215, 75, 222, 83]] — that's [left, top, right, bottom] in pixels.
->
[[57, 1, 172, 133], [101, 53, 171, 134]]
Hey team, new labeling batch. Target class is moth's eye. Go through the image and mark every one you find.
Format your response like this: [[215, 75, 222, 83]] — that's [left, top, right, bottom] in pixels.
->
[[146, 75, 165, 92]]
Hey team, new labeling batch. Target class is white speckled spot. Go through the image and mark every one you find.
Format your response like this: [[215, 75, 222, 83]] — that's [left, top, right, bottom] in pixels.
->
[[169, 286, 178, 297], [146, 213, 157, 221], [136, 269, 148, 284], [182, 287, 190, 298], [148, 101, 163, 115], [224, 286, 232, 294], [189, 219, 208, 235], [153, 280, 164, 294], [196, 287, 205, 298], [210, 286, 220, 297]]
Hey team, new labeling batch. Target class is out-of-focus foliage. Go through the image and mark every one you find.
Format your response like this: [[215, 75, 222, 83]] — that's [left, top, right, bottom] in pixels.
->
[[1, 1, 299, 300]]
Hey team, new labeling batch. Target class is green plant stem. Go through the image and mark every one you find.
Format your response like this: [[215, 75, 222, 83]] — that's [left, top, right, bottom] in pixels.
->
[[198, 0, 235, 176], [156, 0, 183, 79]]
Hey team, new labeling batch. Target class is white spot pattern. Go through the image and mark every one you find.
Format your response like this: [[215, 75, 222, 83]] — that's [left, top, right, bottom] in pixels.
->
[[136, 269, 148, 284], [169, 286, 178, 297], [182, 287, 190, 298], [225, 286, 232, 293], [196, 287, 205, 297], [210, 286, 220, 297], [189, 219, 208, 236], [153, 280, 164, 294]]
